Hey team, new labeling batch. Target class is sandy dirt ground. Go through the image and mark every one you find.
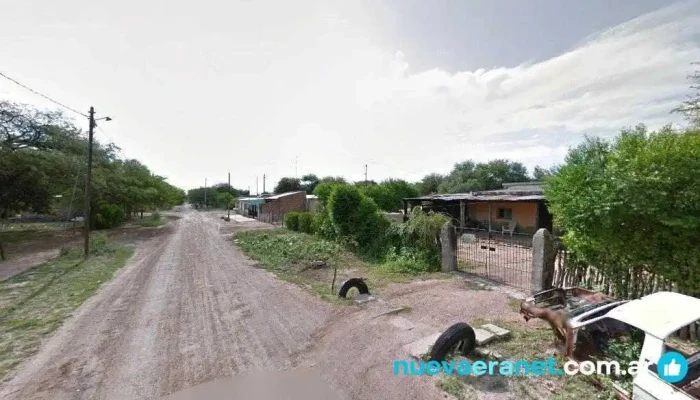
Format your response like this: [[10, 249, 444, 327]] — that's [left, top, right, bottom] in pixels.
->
[[1, 207, 534, 400], [0, 208, 330, 399], [312, 279, 532, 400]]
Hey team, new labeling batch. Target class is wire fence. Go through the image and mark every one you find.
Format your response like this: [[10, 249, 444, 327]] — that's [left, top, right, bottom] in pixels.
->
[[456, 228, 533, 291]]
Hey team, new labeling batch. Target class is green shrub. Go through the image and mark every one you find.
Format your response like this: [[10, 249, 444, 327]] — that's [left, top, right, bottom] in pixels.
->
[[327, 185, 389, 252], [381, 247, 437, 274], [386, 208, 448, 266], [284, 212, 301, 231], [313, 209, 336, 240], [313, 182, 346, 207], [94, 202, 126, 229], [298, 212, 315, 234], [90, 232, 116, 255]]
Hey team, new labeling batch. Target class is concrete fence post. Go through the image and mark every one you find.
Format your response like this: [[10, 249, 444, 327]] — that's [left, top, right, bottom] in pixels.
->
[[440, 221, 457, 272], [531, 228, 556, 294]]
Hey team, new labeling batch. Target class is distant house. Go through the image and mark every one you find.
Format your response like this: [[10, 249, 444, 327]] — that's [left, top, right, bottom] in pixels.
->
[[236, 197, 266, 217], [305, 194, 319, 212], [402, 182, 553, 234], [258, 191, 307, 224]]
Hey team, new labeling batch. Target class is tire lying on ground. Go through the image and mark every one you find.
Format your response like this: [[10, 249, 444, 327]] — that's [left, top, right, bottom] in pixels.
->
[[430, 322, 476, 362], [338, 278, 369, 298]]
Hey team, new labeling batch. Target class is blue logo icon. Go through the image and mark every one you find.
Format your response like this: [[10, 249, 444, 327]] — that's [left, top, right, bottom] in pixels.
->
[[657, 351, 688, 383]]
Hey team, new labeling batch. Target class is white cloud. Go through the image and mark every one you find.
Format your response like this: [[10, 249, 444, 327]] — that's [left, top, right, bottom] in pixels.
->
[[308, 1, 699, 182], [1, 1, 699, 189]]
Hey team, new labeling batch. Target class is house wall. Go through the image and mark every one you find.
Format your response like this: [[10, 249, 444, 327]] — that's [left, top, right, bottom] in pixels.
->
[[305, 198, 319, 212], [467, 201, 538, 232], [259, 192, 307, 224]]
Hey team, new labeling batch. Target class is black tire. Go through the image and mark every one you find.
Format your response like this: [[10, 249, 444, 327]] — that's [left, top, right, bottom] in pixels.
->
[[430, 323, 476, 362], [338, 278, 369, 298]]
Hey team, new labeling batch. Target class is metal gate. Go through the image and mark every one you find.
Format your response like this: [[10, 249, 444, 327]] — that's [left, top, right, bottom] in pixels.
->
[[456, 228, 533, 291]]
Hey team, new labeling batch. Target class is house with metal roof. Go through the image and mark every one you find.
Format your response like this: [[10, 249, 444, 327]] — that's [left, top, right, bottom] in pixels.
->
[[402, 181, 553, 234]]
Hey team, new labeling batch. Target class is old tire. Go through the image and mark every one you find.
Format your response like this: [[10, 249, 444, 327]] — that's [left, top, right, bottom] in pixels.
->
[[430, 323, 476, 362], [338, 278, 369, 298]]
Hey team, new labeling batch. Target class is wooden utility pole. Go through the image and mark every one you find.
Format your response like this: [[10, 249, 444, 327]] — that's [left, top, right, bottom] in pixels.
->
[[83, 107, 96, 257], [263, 174, 266, 193], [227, 171, 231, 219], [204, 178, 208, 209], [364, 164, 368, 183], [256, 177, 259, 195]]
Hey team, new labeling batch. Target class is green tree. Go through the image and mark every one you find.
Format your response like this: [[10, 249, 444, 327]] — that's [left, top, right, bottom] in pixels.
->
[[319, 176, 347, 185], [0, 100, 64, 151], [417, 173, 444, 195], [438, 159, 530, 193], [300, 174, 320, 193], [545, 126, 700, 297], [360, 179, 418, 211], [0, 100, 185, 234], [673, 63, 700, 128], [532, 165, 559, 180], [274, 177, 302, 194], [327, 185, 388, 250]]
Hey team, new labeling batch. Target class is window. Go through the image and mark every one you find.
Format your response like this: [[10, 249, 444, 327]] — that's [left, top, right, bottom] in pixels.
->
[[498, 208, 512, 220]]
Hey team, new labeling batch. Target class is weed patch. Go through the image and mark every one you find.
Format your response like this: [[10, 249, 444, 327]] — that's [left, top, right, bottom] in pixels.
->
[[234, 229, 450, 300]]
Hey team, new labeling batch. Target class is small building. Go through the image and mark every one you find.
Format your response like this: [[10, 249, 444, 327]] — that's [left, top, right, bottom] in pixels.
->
[[258, 191, 307, 224], [305, 194, 319, 212], [402, 182, 553, 234], [236, 197, 266, 217]]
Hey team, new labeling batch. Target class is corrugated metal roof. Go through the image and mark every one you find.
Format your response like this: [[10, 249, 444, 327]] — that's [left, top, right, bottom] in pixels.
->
[[404, 182, 545, 202], [265, 191, 306, 200], [404, 193, 545, 202]]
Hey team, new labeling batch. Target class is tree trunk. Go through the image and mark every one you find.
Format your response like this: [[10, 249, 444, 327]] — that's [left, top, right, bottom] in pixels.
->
[[0, 239, 5, 261]]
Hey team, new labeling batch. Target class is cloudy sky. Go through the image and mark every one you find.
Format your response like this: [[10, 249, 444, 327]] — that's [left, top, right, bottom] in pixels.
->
[[1, 0, 699, 191]]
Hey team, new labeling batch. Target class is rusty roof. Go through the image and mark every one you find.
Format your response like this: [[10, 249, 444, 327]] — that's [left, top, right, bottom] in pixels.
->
[[404, 181, 545, 202]]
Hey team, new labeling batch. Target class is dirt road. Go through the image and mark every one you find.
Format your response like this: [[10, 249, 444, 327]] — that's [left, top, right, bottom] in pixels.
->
[[0, 208, 331, 399]]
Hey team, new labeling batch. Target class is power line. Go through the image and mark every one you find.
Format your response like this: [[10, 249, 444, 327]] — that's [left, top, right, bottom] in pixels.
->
[[0, 71, 89, 118]]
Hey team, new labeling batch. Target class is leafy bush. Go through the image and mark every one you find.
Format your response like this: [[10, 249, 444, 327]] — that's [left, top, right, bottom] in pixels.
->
[[90, 232, 116, 255], [235, 229, 343, 271], [386, 208, 448, 266], [327, 185, 389, 253], [94, 201, 126, 229], [546, 126, 700, 297], [313, 209, 336, 240], [284, 212, 301, 231], [298, 212, 315, 234], [381, 247, 437, 274], [360, 179, 418, 211]]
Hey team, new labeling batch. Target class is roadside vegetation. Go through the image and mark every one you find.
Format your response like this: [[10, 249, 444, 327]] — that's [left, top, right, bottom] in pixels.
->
[[235, 228, 449, 301], [0, 100, 185, 260], [0, 235, 132, 380], [546, 125, 700, 299]]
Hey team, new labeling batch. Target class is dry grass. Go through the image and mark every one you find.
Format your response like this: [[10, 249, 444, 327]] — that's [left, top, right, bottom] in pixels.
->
[[0, 246, 133, 380]]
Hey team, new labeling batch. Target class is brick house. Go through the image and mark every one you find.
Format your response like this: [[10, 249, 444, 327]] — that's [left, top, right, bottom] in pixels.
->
[[258, 191, 307, 224]]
